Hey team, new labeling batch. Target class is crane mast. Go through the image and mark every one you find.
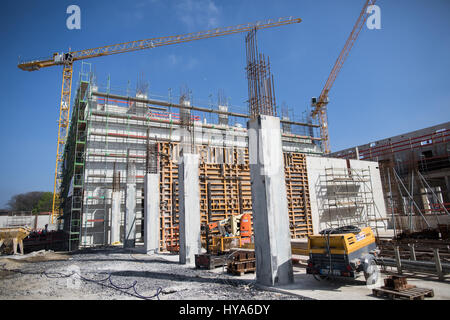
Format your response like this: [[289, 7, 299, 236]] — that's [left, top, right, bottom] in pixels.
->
[[17, 16, 302, 221], [311, 0, 377, 154]]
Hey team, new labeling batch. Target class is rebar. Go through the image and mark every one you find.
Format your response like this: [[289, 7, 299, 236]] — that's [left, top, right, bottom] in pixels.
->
[[146, 131, 159, 174], [112, 163, 120, 192], [245, 28, 277, 119]]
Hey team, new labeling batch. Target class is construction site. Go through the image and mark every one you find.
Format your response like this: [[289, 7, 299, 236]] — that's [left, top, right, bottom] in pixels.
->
[[1, 1, 449, 304]]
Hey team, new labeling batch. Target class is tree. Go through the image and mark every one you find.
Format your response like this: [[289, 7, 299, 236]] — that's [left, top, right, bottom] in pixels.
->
[[7, 192, 44, 212], [6, 191, 53, 212], [34, 192, 53, 213]]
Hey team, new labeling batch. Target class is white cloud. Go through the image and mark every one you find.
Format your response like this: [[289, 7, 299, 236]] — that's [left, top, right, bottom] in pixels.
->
[[175, 0, 221, 30]]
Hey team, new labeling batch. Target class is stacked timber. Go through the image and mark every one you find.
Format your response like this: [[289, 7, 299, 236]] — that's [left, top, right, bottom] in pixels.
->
[[227, 249, 256, 276]]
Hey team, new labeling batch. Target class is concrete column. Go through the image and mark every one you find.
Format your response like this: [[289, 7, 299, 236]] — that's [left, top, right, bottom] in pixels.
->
[[124, 161, 136, 248], [110, 191, 121, 244], [144, 173, 160, 254], [178, 153, 201, 265], [248, 115, 293, 286], [445, 176, 450, 203]]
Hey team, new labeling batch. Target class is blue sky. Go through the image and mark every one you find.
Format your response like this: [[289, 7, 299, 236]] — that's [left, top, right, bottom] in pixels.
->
[[0, 0, 449, 208]]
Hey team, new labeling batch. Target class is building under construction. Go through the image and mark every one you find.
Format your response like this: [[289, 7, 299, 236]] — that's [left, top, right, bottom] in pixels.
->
[[332, 122, 450, 236], [5, 2, 449, 301], [58, 61, 388, 252]]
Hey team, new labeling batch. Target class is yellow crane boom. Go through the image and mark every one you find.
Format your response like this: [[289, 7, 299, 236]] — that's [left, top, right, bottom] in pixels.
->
[[18, 16, 301, 71], [17, 16, 302, 222], [311, 0, 376, 154]]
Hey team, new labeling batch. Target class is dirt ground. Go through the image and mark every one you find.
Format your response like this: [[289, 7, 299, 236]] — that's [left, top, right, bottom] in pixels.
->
[[0, 247, 305, 300]]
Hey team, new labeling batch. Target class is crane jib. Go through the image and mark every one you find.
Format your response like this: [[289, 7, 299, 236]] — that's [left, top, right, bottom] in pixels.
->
[[17, 16, 301, 71]]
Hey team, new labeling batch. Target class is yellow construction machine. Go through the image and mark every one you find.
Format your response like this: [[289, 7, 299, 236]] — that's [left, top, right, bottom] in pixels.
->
[[306, 226, 380, 283], [204, 213, 252, 254], [196, 214, 253, 269]]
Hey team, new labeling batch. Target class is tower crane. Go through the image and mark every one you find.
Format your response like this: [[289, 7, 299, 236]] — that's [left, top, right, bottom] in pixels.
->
[[311, 0, 377, 154], [17, 16, 301, 222]]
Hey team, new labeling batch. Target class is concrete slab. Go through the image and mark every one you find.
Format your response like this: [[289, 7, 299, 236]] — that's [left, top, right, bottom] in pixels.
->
[[258, 267, 450, 300]]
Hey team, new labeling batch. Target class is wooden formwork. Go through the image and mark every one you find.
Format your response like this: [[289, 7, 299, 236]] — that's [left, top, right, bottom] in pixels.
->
[[198, 145, 252, 227], [157, 142, 313, 251], [284, 153, 313, 238], [159, 142, 180, 250]]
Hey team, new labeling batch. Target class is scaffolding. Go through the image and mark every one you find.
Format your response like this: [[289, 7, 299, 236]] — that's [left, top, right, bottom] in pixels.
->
[[334, 125, 450, 234], [380, 161, 450, 235], [60, 63, 91, 250], [322, 166, 385, 231]]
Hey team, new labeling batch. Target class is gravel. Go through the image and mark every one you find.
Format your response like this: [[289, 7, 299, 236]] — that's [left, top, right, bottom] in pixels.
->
[[0, 247, 306, 300]]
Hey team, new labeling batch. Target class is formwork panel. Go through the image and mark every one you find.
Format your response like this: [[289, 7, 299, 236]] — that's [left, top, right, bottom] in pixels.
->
[[158, 143, 313, 250]]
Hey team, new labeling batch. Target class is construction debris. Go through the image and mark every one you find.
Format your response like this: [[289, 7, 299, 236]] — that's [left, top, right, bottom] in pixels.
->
[[195, 253, 228, 270]]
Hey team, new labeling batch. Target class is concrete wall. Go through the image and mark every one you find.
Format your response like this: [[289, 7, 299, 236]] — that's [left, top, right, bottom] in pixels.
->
[[306, 156, 387, 233], [0, 214, 58, 231]]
